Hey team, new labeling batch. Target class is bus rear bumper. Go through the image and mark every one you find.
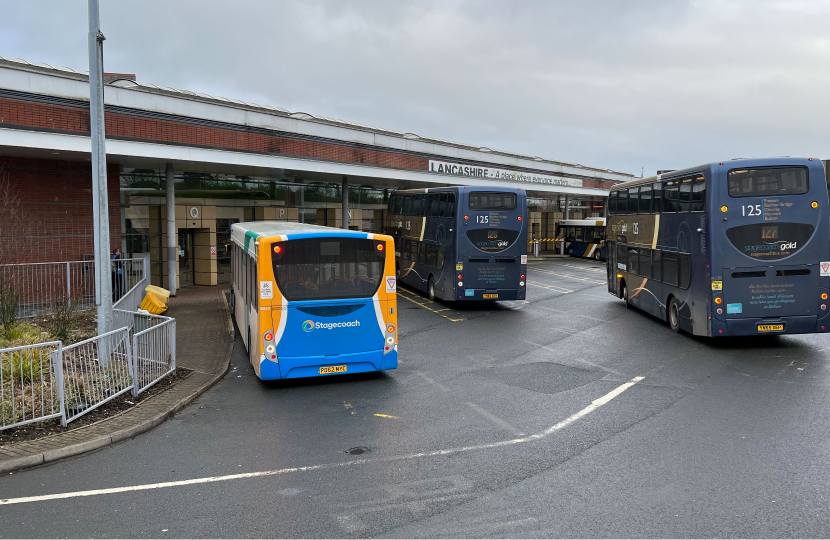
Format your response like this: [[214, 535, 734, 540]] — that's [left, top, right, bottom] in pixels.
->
[[258, 349, 395, 380], [714, 316, 830, 336]]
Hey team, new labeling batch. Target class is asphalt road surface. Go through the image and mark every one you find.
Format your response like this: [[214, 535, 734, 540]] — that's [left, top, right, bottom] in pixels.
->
[[2, 258, 830, 538]]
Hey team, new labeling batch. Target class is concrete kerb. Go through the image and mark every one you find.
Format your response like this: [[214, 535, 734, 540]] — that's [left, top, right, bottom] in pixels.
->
[[0, 290, 235, 474]]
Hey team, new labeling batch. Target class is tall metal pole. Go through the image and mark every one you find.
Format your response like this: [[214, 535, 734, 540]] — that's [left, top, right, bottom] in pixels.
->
[[89, 0, 112, 335], [165, 163, 177, 296]]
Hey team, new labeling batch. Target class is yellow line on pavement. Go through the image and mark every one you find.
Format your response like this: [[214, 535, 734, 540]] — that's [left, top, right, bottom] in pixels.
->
[[397, 289, 466, 322], [529, 267, 606, 285], [526, 280, 573, 294]]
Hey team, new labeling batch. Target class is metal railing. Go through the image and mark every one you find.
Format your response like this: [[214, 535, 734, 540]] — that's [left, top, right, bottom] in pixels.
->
[[0, 258, 147, 318], [0, 341, 64, 430], [62, 327, 134, 425], [112, 256, 150, 312], [133, 317, 176, 395], [0, 309, 176, 431]]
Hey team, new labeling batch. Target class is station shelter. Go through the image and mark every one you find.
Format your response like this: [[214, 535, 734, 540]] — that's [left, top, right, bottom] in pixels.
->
[[0, 56, 635, 292]]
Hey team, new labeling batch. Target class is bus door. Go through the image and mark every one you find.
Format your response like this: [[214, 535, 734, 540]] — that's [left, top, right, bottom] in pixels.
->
[[607, 240, 617, 295]]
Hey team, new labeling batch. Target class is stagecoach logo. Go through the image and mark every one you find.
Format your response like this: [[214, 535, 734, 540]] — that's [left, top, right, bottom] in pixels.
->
[[302, 319, 361, 332], [745, 240, 797, 254]]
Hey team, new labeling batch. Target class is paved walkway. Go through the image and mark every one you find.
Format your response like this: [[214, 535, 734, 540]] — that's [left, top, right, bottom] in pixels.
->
[[0, 286, 233, 473]]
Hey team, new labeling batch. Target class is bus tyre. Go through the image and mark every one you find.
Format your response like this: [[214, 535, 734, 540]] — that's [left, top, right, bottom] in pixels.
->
[[668, 297, 681, 333], [594, 250, 602, 261], [428, 276, 436, 301], [621, 282, 630, 309]]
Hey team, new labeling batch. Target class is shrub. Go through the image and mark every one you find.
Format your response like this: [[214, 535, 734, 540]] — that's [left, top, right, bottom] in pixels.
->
[[49, 295, 79, 342], [0, 282, 19, 341]]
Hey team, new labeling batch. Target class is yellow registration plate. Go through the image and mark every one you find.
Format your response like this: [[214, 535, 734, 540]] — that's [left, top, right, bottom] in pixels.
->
[[758, 324, 784, 332], [482, 293, 499, 299], [319, 365, 347, 375]]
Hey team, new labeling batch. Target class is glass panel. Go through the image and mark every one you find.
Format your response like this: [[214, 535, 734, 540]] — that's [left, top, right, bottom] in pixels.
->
[[628, 247, 639, 275], [691, 174, 706, 212], [617, 190, 628, 215], [272, 237, 385, 300], [652, 249, 662, 282], [402, 196, 412, 215], [662, 251, 678, 286], [628, 187, 639, 214], [639, 185, 652, 214], [428, 194, 441, 217], [652, 182, 662, 213], [411, 194, 425, 216], [728, 167, 809, 197], [663, 180, 680, 212], [639, 248, 652, 279], [679, 177, 692, 212], [468, 192, 518, 211], [608, 192, 618, 216], [447, 193, 457, 217]]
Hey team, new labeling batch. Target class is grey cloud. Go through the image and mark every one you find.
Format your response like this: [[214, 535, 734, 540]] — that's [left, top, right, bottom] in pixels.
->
[[1, 0, 829, 175]]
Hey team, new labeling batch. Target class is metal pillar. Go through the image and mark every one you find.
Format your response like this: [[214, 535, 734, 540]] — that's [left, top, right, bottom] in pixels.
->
[[560, 195, 570, 255], [165, 163, 177, 296], [341, 176, 349, 229], [88, 0, 112, 336]]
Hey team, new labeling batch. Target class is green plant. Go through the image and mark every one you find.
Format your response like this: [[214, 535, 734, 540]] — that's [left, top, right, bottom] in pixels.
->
[[0, 281, 20, 340], [49, 295, 79, 342], [1, 349, 45, 386]]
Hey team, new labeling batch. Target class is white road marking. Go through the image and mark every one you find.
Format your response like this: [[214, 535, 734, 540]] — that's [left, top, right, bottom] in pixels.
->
[[465, 402, 525, 436], [414, 370, 451, 393], [535, 304, 608, 322], [0, 376, 645, 506]]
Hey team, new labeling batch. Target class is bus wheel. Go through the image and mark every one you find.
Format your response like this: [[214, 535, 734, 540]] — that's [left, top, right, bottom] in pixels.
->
[[621, 282, 630, 309], [428, 276, 436, 301], [668, 297, 681, 333], [594, 250, 602, 261]]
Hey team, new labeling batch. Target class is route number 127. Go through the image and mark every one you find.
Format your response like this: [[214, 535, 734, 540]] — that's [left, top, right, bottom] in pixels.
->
[[742, 204, 761, 216]]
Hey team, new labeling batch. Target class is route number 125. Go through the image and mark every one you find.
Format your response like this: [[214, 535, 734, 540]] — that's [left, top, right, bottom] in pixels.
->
[[742, 204, 761, 216], [476, 215, 489, 224]]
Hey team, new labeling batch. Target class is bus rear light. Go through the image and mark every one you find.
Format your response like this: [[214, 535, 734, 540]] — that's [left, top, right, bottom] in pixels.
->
[[822, 304, 827, 311], [271, 355, 276, 359], [719, 329, 723, 334], [386, 336, 395, 345], [273, 245, 282, 254], [720, 206, 728, 213], [822, 293, 827, 300], [376, 243, 384, 251], [464, 215, 469, 220], [520, 281, 525, 286], [714, 297, 723, 304], [458, 281, 463, 286], [812, 201, 818, 208], [717, 308, 723, 314], [264, 332, 274, 341], [266, 345, 275, 353], [387, 323, 396, 333], [517, 216, 522, 221], [458, 275, 463, 279], [809, 158, 813, 161], [521, 275, 525, 279]]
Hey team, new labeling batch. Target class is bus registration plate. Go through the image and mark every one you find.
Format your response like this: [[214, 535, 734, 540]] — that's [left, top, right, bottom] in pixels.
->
[[482, 293, 499, 299], [319, 365, 347, 374], [758, 324, 784, 332]]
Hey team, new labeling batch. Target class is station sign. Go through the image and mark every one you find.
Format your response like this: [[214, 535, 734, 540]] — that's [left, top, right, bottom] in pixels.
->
[[428, 160, 584, 188]]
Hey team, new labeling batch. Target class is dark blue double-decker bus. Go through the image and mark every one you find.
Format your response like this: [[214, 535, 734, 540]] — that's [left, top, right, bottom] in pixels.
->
[[386, 186, 528, 301], [607, 157, 830, 337]]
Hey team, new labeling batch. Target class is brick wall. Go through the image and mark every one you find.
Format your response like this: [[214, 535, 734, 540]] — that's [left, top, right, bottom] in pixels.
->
[[0, 96, 618, 191], [0, 157, 121, 264]]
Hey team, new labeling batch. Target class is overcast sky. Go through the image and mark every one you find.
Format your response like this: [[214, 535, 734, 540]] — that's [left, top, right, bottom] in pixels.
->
[[1, 0, 829, 176]]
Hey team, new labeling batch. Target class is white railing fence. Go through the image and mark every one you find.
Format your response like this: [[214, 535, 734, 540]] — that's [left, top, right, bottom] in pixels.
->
[[62, 327, 134, 425], [0, 257, 148, 318], [112, 256, 150, 312], [0, 341, 64, 430], [0, 310, 176, 431]]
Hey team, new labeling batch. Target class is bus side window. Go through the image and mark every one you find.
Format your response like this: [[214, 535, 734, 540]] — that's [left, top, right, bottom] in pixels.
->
[[639, 248, 652, 279], [628, 246, 639, 275], [691, 175, 706, 212], [428, 194, 441, 217], [663, 180, 680, 212], [679, 177, 693, 212], [387, 195, 396, 214], [616, 239, 627, 269], [663, 251, 679, 287], [652, 182, 662, 213], [402, 196, 412, 215], [412, 195, 425, 216], [639, 184, 652, 214], [608, 192, 617, 216], [617, 190, 628, 215], [438, 193, 449, 217], [418, 241, 426, 264], [652, 250, 662, 282], [628, 187, 639, 214]]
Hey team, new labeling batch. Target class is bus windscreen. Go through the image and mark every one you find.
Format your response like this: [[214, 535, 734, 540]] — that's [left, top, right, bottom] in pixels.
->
[[272, 237, 385, 301], [728, 167, 809, 197]]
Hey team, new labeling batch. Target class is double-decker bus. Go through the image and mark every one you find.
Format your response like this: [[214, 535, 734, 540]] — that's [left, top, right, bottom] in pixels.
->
[[557, 218, 607, 261], [606, 157, 830, 337], [230, 222, 398, 380], [386, 186, 528, 301]]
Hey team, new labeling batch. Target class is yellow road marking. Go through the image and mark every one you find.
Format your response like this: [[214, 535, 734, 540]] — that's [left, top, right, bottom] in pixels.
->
[[397, 289, 465, 322], [529, 267, 606, 285], [373, 414, 399, 419], [526, 280, 573, 294]]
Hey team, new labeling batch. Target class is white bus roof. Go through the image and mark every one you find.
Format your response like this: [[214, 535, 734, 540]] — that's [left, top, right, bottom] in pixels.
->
[[558, 218, 606, 226], [231, 221, 373, 252]]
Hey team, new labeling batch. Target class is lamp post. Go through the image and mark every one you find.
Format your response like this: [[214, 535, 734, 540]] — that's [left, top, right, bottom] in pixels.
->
[[88, 0, 112, 336]]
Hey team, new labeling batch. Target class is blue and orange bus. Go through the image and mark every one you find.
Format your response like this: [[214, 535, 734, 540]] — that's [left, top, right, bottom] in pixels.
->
[[231, 222, 398, 379], [606, 157, 830, 337], [386, 186, 528, 301]]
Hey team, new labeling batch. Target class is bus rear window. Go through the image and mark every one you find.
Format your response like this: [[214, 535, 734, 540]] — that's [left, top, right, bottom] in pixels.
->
[[272, 237, 385, 301], [469, 192, 517, 211], [728, 167, 808, 197]]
